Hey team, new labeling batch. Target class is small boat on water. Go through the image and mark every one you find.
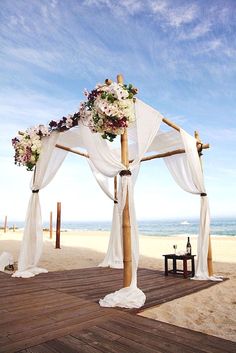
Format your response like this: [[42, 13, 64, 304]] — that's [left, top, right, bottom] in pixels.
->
[[180, 220, 190, 225]]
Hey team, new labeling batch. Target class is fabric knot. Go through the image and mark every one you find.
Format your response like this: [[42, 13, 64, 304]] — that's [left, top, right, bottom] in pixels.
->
[[119, 170, 132, 177], [197, 143, 203, 156], [200, 193, 207, 197], [32, 190, 39, 193]]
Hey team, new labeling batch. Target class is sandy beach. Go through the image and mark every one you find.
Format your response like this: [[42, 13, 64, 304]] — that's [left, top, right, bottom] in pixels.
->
[[0, 230, 235, 342]]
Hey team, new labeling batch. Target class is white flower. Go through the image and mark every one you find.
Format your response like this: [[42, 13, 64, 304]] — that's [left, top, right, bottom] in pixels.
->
[[65, 117, 73, 128], [31, 140, 41, 152], [107, 83, 129, 100], [39, 125, 50, 136]]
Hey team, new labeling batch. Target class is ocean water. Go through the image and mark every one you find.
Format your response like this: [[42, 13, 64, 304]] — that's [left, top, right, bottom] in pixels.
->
[[6, 218, 236, 236]]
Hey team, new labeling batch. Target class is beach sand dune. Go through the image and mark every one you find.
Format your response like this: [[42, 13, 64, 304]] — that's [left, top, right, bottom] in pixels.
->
[[0, 230, 235, 342]]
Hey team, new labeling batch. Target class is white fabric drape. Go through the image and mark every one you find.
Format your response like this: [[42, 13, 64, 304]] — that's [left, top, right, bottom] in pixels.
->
[[81, 99, 162, 308], [0, 252, 14, 272], [13, 132, 67, 278], [87, 159, 114, 201], [98, 100, 162, 272], [98, 202, 123, 268], [165, 129, 221, 281]]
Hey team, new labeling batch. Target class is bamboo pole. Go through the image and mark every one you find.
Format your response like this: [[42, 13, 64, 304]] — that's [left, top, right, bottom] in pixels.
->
[[4, 216, 7, 233], [117, 74, 132, 287], [55, 144, 89, 158], [207, 236, 213, 276], [55, 202, 61, 249], [50, 211, 53, 239], [162, 117, 180, 132], [129, 143, 210, 164], [194, 131, 213, 276], [114, 176, 118, 202]]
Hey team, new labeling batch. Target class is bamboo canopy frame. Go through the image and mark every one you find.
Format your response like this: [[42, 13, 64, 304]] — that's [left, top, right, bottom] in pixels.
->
[[55, 143, 209, 161], [55, 74, 212, 282]]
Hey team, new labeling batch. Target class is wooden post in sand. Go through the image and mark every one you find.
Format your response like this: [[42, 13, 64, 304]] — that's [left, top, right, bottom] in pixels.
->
[[195, 131, 213, 276], [50, 211, 53, 239], [4, 216, 7, 233], [117, 74, 132, 287], [55, 203, 61, 249]]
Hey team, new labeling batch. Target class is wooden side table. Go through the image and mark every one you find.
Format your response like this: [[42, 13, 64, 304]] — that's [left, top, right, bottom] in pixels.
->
[[163, 254, 196, 278]]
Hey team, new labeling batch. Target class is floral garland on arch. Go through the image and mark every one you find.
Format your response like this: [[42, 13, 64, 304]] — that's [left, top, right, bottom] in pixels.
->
[[12, 79, 138, 170], [12, 112, 81, 171], [80, 81, 138, 142], [12, 126, 50, 171]]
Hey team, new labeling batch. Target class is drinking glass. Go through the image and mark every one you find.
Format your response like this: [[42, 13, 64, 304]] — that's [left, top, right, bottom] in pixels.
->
[[173, 244, 177, 255]]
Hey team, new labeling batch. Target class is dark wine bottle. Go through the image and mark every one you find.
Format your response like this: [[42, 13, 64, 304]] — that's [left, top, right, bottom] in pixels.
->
[[186, 236, 191, 255]]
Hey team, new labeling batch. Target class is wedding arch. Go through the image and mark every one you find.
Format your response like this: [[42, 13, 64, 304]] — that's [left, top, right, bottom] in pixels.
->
[[12, 74, 221, 309]]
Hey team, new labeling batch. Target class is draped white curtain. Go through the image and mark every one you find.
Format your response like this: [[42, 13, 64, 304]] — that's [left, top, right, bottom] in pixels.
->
[[81, 99, 163, 307], [87, 160, 123, 269], [98, 203, 123, 268], [13, 132, 68, 278], [87, 159, 114, 201], [164, 129, 221, 281], [0, 252, 14, 271]]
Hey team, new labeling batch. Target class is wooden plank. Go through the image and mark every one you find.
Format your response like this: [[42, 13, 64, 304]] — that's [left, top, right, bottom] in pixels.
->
[[0, 315, 112, 353], [18, 346, 55, 353], [0, 267, 233, 353], [114, 312, 236, 353], [72, 329, 135, 353], [99, 319, 203, 353], [47, 335, 103, 353], [6, 305, 108, 342]]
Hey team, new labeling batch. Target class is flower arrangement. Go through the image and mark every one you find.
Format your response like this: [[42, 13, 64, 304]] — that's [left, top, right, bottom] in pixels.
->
[[80, 80, 138, 141], [12, 125, 50, 171], [12, 78, 138, 170], [48, 112, 80, 132], [12, 112, 81, 171]]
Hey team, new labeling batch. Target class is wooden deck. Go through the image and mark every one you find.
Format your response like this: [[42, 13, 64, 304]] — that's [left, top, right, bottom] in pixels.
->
[[0, 267, 235, 353]]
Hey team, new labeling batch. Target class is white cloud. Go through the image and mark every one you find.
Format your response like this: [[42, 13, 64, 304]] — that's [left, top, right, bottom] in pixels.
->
[[178, 20, 212, 40], [222, 46, 236, 58], [0, 89, 78, 119], [9, 14, 30, 32], [165, 114, 188, 125], [0, 89, 80, 160], [205, 128, 236, 142], [150, 0, 198, 28], [191, 38, 222, 56], [82, 0, 144, 16], [150, 0, 167, 13], [119, 0, 143, 14], [2, 47, 62, 73]]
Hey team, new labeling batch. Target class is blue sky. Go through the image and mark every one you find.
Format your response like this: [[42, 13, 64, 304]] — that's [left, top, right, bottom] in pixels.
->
[[0, 0, 236, 223]]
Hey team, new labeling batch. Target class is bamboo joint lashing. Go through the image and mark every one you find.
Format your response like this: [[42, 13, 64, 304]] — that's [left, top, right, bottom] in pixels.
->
[[119, 170, 132, 176]]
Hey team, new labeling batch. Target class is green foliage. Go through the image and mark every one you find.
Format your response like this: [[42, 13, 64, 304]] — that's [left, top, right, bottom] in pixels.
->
[[102, 132, 117, 142]]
